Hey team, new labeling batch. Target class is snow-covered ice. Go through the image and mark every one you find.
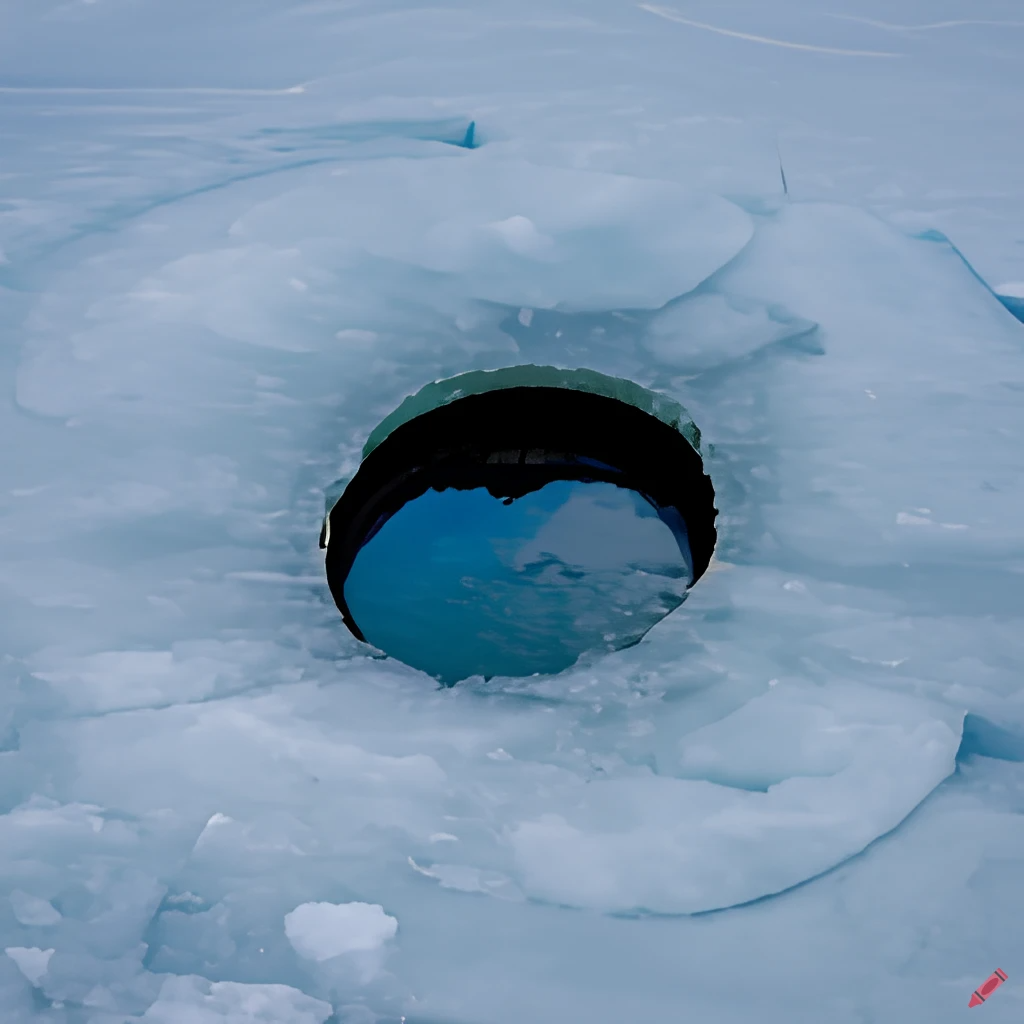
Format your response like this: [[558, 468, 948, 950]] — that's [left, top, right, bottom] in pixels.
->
[[2, 0, 1024, 1021]]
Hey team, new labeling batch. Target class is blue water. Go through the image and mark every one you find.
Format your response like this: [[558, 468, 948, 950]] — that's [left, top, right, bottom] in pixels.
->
[[344, 480, 693, 683]]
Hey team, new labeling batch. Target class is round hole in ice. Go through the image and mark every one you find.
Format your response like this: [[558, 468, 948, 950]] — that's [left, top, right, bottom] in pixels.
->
[[323, 368, 716, 684]]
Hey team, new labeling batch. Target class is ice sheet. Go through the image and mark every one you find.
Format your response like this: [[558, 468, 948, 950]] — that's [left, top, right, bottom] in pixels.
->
[[2, 0, 1024, 1022]]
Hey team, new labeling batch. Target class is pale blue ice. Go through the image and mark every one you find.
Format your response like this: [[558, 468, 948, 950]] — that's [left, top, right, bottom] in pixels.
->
[[1, 1, 1024, 1022]]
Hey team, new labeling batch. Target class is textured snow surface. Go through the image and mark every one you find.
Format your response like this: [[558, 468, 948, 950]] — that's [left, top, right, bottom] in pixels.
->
[[2, 0, 1024, 1022]]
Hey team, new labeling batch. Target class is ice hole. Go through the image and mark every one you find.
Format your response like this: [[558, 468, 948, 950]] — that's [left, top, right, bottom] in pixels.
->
[[323, 373, 716, 684]]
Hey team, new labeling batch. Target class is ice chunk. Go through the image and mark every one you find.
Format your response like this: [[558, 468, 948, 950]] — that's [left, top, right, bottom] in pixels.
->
[[226, 155, 754, 310], [141, 975, 332, 1024], [9, 891, 61, 927], [506, 686, 961, 914], [285, 902, 397, 962], [675, 681, 960, 791], [486, 215, 556, 257], [0, 954, 34, 1019], [408, 857, 523, 900], [5, 947, 54, 987], [701, 202, 1024, 567], [645, 292, 818, 371]]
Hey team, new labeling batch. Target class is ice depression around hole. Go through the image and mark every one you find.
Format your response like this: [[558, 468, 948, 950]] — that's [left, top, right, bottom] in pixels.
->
[[320, 366, 718, 683], [5, 124, 979, 935]]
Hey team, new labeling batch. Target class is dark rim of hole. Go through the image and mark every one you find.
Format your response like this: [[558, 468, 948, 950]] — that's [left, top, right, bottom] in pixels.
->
[[322, 385, 717, 644]]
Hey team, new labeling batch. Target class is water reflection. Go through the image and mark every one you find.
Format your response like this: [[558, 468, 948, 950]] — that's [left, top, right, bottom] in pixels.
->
[[345, 480, 693, 684]]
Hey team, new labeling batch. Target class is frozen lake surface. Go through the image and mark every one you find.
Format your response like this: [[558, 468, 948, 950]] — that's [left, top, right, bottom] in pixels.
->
[[1, 1, 1024, 1021]]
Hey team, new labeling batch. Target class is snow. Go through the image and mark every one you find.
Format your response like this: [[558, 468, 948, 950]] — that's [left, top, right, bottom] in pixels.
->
[[1, 0, 1023, 1022]]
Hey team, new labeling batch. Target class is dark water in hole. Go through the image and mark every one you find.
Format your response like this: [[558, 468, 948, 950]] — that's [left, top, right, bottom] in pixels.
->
[[344, 480, 693, 684]]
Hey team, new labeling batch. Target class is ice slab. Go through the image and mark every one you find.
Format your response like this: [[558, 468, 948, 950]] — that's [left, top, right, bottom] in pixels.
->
[[285, 902, 398, 962], [224, 153, 754, 311], [142, 975, 333, 1024], [5, 181, 1020, 1019], [5, 946, 54, 987]]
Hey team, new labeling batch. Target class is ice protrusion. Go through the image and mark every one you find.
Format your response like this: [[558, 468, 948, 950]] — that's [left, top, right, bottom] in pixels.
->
[[505, 683, 962, 915], [284, 901, 398, 962], [645, 292, 818, 372], [141, 975, 333, 1024], [701, 202, 1024, 566], [408, 857, 524, 900], [487, 215, 555, 257], [194, 812, 236, 851], [674, 682, 962, 793]]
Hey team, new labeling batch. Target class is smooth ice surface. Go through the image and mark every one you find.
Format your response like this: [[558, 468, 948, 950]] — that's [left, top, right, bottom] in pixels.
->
[[2, 0, 1024, 1022], [345, 481, 692, 682]]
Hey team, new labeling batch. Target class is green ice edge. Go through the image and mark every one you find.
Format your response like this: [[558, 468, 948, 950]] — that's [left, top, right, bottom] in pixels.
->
[[324, 365, 703, 517], [362, 364, 702, 458]]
